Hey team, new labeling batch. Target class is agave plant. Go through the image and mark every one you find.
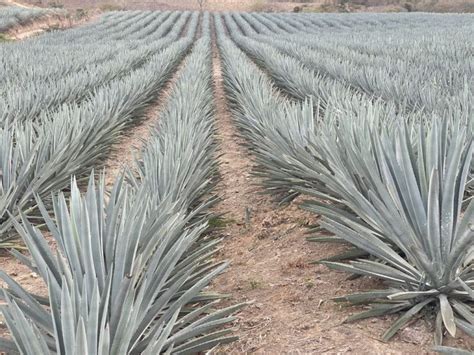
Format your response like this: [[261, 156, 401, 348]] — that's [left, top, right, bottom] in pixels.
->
[[0, 175, 239, 354], [232, 12, 473, 116], [301, 118, 474, 344]]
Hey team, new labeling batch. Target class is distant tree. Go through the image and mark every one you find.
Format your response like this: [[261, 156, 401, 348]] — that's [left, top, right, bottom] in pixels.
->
[[197, 0, 207, 11], [48, 1, 64, 8], [403, 1, 414, 11]]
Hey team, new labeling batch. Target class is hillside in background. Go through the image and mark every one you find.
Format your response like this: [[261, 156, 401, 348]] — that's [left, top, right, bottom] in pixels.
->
[[16, 0, 474, 12]]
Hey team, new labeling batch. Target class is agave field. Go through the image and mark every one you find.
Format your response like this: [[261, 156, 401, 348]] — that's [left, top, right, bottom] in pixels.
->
[[0, 5, 63, 33], [0, 8, 473, 354]]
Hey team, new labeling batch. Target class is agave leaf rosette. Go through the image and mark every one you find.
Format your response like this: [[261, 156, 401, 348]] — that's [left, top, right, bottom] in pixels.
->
[[215, 11, 474, 347], [0, 176, 238, 354], [301, 117, 474, 342]]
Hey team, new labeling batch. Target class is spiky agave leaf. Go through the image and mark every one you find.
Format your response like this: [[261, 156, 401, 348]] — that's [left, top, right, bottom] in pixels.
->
[[0, 175, 238, 354]]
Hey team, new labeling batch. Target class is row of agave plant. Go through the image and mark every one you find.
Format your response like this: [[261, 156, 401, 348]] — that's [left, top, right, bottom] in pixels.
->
[[0, 13, 240, 354], [225, 11, 474, 201], [227, 12, 473, 130], [236, 12, 473, 116], [0, 12, 198, 248], [216, 12, 474, 352], [1, 11, 191, 123]]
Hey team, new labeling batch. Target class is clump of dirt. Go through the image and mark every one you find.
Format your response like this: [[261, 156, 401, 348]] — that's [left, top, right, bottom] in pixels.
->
[[0, 234, 55, 340]]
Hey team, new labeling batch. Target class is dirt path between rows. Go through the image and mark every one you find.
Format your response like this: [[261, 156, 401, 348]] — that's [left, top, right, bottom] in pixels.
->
[[103, 55, 189, 188], [207, 20, 472, 354]]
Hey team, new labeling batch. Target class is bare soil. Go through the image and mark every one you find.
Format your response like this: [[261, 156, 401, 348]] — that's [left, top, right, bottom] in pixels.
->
[[0, 237, 52, 340], [2, 0, 32, 8], [102, 59, 189, 187], [208, 21, 473, 354]]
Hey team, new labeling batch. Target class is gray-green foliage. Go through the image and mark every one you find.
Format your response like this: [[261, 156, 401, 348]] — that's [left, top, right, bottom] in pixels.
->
[[0, 11, 199, 246], [228, 12, 474, 122], [217, 11, 474, 348], [242, 12, 474, 115], [304, 119, 474, 342], [1, 176, 238, 354], [129, 14, 217, 216], [0, 11, 191, 123]]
